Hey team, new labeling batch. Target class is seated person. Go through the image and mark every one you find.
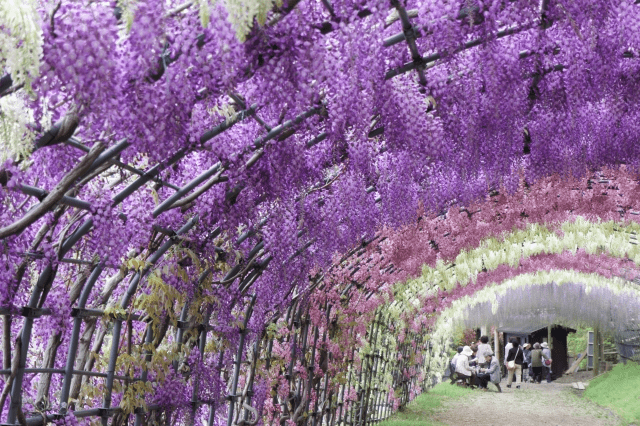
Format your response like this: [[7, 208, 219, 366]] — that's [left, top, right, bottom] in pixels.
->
[[475, 351, 502, 392], [455, 346, 477, 387], [469, 345, 479, 367], [449, 346, 464, 384]]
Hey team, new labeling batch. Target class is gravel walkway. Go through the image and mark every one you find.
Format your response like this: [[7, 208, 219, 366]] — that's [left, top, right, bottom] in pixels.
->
[[430, 380, 625, 426]]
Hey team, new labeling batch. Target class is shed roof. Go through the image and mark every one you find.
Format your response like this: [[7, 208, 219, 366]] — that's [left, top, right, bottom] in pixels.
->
[[498, 322, 576, 335]]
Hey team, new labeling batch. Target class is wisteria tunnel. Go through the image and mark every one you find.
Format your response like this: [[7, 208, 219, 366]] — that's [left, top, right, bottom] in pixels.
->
[[1, 0, 640, 424]]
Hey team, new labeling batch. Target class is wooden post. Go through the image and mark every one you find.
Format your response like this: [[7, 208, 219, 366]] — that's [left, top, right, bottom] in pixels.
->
[[494, 328, 499, 364], [547, 324, 553, 350], [598, 330, 605, 373], [593, 328, 600, 377]]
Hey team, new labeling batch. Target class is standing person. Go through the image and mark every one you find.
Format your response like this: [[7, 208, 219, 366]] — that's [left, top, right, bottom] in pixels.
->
[[476, 351, 502, 392], [530, 343, 543, 383], [503, 338, 513, 378], [541, 342, 553, 383], [522, 343, 532, 382], [449, 346, 464, 384], [455, 346, 477, 388], [506, 339, 524, 388], [476, 335, 491, 368]]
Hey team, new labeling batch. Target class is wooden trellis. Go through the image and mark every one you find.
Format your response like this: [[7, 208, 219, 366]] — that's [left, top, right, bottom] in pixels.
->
[[1, 0, 639, 425]]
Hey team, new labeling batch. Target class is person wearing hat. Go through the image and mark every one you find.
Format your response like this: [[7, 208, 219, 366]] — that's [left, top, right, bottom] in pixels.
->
[[541, 342, 553, 383], [530, 343, 543, 383], [522, 343, 532, 382], [455, 345, 477, 388], [449, 346, 464, 384], [476, 350, 502, 392]]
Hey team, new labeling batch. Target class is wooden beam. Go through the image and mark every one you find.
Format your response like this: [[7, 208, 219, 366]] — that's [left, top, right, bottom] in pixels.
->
[[565, 351, 587, 375]]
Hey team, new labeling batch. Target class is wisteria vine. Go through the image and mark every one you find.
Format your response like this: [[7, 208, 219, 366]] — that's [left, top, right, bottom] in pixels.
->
[[1, 0, 640, 424]]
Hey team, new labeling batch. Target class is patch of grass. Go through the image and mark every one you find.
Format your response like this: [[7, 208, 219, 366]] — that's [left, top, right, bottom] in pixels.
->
[[583, 362, 640, 424], [426, 382, 475, 398], [378, 383, 474, 426]]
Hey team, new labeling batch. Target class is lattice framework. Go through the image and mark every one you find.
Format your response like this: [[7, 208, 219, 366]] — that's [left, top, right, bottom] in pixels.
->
[[1, 0, 640, 425]]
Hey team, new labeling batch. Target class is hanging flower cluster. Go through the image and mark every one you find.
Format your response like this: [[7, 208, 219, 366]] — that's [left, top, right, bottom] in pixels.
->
[[1, 0, 640, 424]]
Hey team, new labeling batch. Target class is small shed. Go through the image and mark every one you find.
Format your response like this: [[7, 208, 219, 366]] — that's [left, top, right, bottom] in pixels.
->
[[498, 322, 576, 377]]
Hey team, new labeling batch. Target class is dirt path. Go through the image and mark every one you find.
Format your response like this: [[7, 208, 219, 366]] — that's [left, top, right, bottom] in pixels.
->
[[430, 380, 625, 426]]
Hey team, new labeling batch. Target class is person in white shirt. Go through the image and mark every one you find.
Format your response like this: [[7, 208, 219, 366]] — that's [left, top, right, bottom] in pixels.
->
[[455, 346, 477, 387], [476, 335, 491, 367], [503, 339, 513, 377], [449, 346, 464, 384], [541, 342, 553, 383]]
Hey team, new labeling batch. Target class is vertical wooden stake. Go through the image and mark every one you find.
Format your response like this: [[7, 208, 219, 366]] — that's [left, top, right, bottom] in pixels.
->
[[493, 328, 499, 365], [599, 331, 605, 370], [593, 328, 600, 377]]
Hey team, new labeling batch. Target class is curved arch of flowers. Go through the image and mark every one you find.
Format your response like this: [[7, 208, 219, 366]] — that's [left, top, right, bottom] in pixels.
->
[[283, 233, 640, 422], [421, 270, 640, 383], [419, 250, 638, 324], [268, 173, 640, 425], [392, 216, 640, 304], [388, 250, 639, 331], [2, 0, 640, 422], [286, 215, 640, 420], [350, 217, 640, 392], [374, 168, 640, 284]]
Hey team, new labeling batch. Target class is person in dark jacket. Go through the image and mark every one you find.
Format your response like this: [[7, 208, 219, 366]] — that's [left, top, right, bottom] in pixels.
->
[[530, 342, 543, 383], [506, 339, 524, 388]]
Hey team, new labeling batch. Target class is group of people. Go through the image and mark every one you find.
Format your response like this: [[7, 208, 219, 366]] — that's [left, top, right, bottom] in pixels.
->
[[504, 338, 553, 386], [450, 336, 501, 391], [449, 335, 553, 392]]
